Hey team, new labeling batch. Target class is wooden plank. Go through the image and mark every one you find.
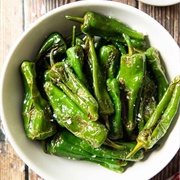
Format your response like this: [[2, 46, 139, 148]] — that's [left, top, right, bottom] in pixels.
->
[[0, 0, 26, 179], [0, 122, 26, 180], [138, 3, 180, 46], [0, 0, 24, 74]]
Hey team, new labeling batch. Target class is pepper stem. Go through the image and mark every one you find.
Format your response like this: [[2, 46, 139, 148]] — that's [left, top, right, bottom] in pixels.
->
[[105, 138, 126, 150], [50, 48, 56, 67], [123, 33, 134, 55], [65, 15, 84, 24], [71, 26, 76, 47], [126, 141, 144, 159]]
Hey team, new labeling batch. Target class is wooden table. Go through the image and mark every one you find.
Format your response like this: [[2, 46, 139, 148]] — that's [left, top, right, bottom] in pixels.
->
[[0, 0, 179, 179]]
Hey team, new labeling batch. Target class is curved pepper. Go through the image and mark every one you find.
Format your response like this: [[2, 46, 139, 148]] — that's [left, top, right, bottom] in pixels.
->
[[117, 53, 146, 137], [48, 62, 99, 121], [99, 44, 120, 80], [21, 61, 57, 140], [66, 26, 88, 87], [48, 130, 126, 173], [127, 75, 180, 158], [107, 78, 123, 140], [137, 74, 157, 132], [116, 34, 146, 138], [44, 81, 108, 148], [85, 35, 114, 115], [80, 140, 144, 162], [35, 32, 67, 61], [66, 11, 144, 40], [145, 47, 169, 102]]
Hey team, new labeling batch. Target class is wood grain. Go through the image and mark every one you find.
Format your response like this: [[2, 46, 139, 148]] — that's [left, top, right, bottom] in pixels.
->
[[0, 0, 25, 179], [0, 0, 179, 179]]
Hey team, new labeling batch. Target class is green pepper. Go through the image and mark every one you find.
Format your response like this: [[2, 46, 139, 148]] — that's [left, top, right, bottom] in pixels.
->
[[35, 32, 67, 61], [66, 11, 144, 40], [112, 41, 127, 55], [106, 78, 123, 140], [127, 75, 180, 158], [20, 61, 57, 140], [137, 74, 157, 132], [85, 35, 114, 116], [44, 81, 108, 148], [80, 140, 144, 162], [99, 44, 120, 80], [66, 26, 88, 86], [116, 53, 146, 137], [48, 130, 126, 173], [145, 47, 169, 102], [48, 61, 99, 121]]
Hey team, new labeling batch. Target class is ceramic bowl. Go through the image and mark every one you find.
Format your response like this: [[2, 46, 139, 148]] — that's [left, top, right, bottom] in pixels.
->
[[1, 1, 179, 180]]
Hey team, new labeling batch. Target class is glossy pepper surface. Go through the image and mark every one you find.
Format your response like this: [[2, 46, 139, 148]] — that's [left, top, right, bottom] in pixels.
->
[[107, 78, 123, 140], [99, 44, 120, 80], [21, 61, 57, 140], [145, 47, 169, 102], [66, 11, 144, 40], [35, 32, 67, 61], [44, 81, 108, 148], [66, 26, 88, 86], [85, 35, 114, 115], [48, 61, 99, 121], [48, 129, 127, 173], [127, 75, 180, 158], [117, 53, 146, 136], [137, 74, 157, 132]]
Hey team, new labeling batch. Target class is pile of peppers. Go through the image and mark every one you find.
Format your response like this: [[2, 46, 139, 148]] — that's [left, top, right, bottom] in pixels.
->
[[20, 11, 180, 173]]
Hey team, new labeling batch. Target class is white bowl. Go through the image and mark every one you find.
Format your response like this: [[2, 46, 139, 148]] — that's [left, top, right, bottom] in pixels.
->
[[0, 1, 179, 180], [138, 0, 180, 6]]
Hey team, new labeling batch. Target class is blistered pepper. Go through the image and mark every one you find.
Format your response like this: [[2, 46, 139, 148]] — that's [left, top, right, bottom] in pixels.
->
[[145, 47, 169, 102], [48, 61, 99, 121], [80, 140, 144, 162], [66, 11, 144, 40], [99, 44, 120, 80], [116, 34, 146, 137], [20, 61, 57, 140], [106, 78, 123, 140], [127, 75, 180, 158], [85, 35, 114, 115], [44, 81, 108, 148], [137, 74, 157, 132], [66, 26, 88, 86], [35, 32, 67, 61], [48, 129, 126, 173]]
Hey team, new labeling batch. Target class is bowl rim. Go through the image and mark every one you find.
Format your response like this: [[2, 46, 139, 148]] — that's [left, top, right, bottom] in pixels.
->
[[0, 1, 179, 180], [138, 0, 180, 6]]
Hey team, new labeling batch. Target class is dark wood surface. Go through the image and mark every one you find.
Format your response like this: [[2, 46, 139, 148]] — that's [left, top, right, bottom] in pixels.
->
[[0, 0, 179, 179]]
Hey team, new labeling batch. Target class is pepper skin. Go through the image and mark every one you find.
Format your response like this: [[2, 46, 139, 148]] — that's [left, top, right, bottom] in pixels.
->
[[99, 44, 120, 80], [21, 61, 57, 140], [127, 75, 180, 158], [106, 78, 123, 140], [117, 53, 146, 136], [48, 62, 99, 121], [44, 81, 108, 148], [137, 74, 157, 132], [80, 140, 144, 162], [145, 47, 169, 102], [35, 32, 67, 61], [48, 129, 126, 173], [66, 11, 144, 40], [85, 35, 114, 115], [66, 26, 88, 86]]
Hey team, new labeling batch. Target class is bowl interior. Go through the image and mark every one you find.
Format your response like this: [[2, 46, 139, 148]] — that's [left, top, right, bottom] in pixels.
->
[[1, 2, 179, 180]]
